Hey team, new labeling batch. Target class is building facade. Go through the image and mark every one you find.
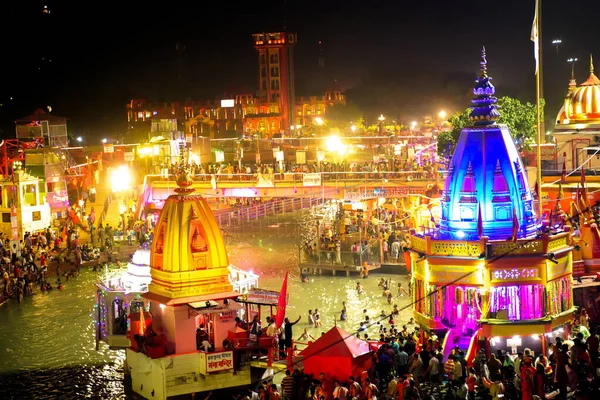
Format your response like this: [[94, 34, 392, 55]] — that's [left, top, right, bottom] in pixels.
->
[[554, 56, 600, 171], [126, 33, 345, 141]]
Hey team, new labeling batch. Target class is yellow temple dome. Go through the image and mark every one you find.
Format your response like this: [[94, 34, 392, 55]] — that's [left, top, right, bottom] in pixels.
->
[[147, 166, 233, 304], [556, 55, 600, 126]]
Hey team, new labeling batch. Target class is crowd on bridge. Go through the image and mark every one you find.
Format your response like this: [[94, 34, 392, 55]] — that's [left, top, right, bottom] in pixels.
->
[[159, 160, 440, 182]]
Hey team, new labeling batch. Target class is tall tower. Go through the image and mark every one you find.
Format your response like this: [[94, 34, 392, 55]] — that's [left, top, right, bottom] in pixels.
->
[[253, 32, 297, 131]]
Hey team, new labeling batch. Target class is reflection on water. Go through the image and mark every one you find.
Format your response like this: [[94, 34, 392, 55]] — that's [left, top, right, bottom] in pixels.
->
[[0, 210, 411, 398], [225, 211, 413, 339]]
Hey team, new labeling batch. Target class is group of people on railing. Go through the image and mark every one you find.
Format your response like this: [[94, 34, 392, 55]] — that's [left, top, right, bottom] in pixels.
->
[[158, 159, 441, 181]]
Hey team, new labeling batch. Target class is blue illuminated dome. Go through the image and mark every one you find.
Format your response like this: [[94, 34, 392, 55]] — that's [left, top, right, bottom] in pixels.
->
[[439, 48, 537, 240]]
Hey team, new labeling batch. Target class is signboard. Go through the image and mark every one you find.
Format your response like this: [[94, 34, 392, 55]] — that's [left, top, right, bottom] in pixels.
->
[[103, 144, 114, 153], [316, 151, 325, 162], [46, 192, 70, 209], [275, 151, 284, 162], [296, 151, 306, 165], [124, 152, 134, 162], [303, 173, 321, 187], [490, 267, 540, 282], [344, 187, 411, 201], [215, 150, 225, 163], [185, 134, 193, 143], [546, 255, 572, 281], [541, 145, 556, 161], [220, 99, 235, 108], [244, 288, 280, 305], [428, 263, 484, 285], [10, 205, 18, 241], [206, 351, 234, 372], [256, 173, 274, 187]]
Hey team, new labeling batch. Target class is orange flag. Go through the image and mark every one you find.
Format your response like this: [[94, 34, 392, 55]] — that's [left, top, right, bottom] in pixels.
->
[[275, 272, 289, 329]]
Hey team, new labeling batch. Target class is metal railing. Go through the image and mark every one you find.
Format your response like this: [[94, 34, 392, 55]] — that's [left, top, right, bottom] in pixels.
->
[[299, 239, 381, 267], [213, 197, 323, 227], [146, 170, 442, 185]]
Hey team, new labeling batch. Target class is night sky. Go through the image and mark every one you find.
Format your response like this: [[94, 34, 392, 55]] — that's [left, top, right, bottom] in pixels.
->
[[0, 0, 598, 137]]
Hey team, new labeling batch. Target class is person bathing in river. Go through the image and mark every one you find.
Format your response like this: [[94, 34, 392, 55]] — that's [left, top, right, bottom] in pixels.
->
[[356, 282, 365, 294], [297, 328, 315, 341]]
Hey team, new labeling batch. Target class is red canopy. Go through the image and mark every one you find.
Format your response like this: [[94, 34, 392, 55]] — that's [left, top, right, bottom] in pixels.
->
[[301, 326, 371, 359], [300, 326, 373, 383]]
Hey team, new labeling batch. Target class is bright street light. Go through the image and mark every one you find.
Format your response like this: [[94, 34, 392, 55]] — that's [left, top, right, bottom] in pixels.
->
[[438, 110, 447, 120], [76, 136, 83, 142], [325, 135, 347, 156], [111, 165, 132, 193], [411, 121, 417, 130], [567, 57, 578, 63], [102, 138, 107, 143], [350, 125, 357, 133], [552, 38, 562, 56], [378, 114, 385, 122], [314, 117, 324, 126]]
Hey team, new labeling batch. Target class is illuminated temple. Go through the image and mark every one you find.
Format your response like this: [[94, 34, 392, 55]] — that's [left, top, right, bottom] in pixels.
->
[[410, 49, 575, 358], [126, 168, 252, 400]]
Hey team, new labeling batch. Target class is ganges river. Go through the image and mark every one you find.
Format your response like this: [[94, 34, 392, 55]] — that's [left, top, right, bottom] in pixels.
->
[[0, 210, 411, 399]]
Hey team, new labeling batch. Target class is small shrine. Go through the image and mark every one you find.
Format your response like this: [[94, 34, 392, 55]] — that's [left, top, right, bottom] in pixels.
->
[[126, 165, 252, 400]]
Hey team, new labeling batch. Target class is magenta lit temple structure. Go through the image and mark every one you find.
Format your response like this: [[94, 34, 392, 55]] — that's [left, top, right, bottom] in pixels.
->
[[409, 49, 575, 359]]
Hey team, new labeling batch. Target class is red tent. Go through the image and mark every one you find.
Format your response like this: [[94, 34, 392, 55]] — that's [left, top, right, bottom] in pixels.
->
[[300, 326, 373, 383]]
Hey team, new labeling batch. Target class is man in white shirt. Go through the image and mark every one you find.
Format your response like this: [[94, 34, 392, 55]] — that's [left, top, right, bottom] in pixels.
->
[[266, 316, 277, 337]]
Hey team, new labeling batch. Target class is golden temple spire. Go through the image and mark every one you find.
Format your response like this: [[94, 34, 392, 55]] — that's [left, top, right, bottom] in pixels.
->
[[591, 54, 595, 74]]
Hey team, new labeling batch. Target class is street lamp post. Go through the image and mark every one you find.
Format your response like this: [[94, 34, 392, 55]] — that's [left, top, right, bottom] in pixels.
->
[[378, 114, 385, 135], [567, 57, 578, 80], [552, 39, 562, 56]]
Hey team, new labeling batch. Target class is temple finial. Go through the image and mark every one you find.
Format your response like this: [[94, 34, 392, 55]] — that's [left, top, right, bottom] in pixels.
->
[[591, 54, 595, 74], [571, 63, 575, 81], [480, 46, 488, 78]]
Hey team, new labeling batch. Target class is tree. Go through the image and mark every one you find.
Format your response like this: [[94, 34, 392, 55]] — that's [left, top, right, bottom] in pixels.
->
[[325, 103, 364, 130], [436, 96, 544, 156], [497, 97, 544, 150], [436, 108, 471, 156]]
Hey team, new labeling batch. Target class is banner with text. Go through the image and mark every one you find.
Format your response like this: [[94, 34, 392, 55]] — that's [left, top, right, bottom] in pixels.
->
[[303, 173, 322, 187], [206, 351, 234, 373]]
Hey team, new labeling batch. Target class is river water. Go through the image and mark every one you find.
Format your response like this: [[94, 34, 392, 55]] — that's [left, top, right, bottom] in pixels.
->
[[0, 210, 411, 399]]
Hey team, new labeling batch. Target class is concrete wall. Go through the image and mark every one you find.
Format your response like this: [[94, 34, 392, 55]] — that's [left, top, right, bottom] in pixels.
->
[[127, 349, 251, 400]]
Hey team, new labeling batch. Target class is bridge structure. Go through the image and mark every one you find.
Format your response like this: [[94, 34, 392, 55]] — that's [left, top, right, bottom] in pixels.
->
[[140, 171, 441, 212]]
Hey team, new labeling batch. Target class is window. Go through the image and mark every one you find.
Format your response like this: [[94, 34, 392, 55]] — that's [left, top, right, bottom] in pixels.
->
[[262, 80, 267, 90], [22, 183, 37, 206], [459, 207, 474, 221], [270, 53, 278, 63], [2, 213, 10, 223], [32, 211, 41, 221], [271, 80, 280, 90], [260, 54, 266, 64], [494, 206, 510, 221], [261, 67, 266, 78]]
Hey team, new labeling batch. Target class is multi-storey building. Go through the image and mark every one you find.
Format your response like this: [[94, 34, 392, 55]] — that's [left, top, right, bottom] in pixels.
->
[[126, 33, 345, 141]]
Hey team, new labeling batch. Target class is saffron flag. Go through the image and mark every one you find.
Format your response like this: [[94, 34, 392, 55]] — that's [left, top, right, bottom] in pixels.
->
[[531, 0, 539, 74], [512, 208, 520, 242], [557, 181, 564, 201], [275, 272, 288, 329], [561, 159, 567, 184], [477, 204, 483, 238], [580, 167, 589, 212]]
